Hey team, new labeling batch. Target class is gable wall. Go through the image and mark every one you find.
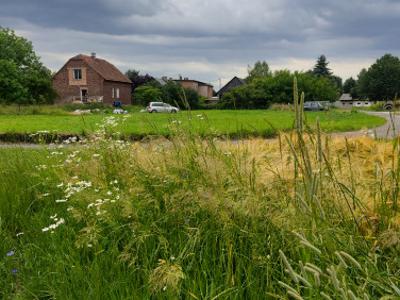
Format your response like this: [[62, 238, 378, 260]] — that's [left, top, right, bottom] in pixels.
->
[[52, 59, 104, 103]]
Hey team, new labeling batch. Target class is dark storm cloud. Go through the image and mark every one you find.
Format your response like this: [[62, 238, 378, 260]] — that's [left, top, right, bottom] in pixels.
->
[[0, 0, 169, 34], [1, 0, 400, 84]]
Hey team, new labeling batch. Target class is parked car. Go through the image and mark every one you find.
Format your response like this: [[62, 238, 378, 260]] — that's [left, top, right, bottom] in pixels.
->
[[303, 101, 325, 111], [147, 102, 179, 113]]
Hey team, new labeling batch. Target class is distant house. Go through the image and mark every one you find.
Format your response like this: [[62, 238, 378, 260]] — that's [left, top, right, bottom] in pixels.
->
[[52, 53, 132, 105], [216, 76, 246, 99], [336, 93, 354, 108], [174, 78, 214, 99], [336, 93, 374, 108]]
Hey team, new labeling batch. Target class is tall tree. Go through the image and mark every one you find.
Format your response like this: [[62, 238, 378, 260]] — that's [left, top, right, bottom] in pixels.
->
[[247, 61, 271, 82], [356, 54, 400, 101], [312, 55, 332, 77], [125, 69, 154, 91], [343, 77, 358, 98], [0, 27, 55, 104]]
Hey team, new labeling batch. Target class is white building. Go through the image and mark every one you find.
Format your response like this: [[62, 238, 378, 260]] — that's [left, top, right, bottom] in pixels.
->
[[335, 94, 374, 108]]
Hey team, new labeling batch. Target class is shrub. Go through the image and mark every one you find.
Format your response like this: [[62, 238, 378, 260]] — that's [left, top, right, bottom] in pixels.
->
[[133, 85, 163, 106]]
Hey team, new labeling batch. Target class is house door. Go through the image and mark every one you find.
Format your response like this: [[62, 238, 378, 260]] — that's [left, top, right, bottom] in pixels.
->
[[81, 88, 88, 103]]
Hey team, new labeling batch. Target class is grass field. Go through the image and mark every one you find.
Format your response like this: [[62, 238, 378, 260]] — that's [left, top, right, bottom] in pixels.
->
[[1, 121, 400, 298], [0, 97, 398, 298], [0, 109, 386, 139]]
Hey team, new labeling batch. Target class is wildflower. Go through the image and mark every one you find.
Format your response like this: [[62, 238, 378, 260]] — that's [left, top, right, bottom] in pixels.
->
[[93, 154, 100, 158], [16, 232, 24, 237], [11, 269, 17, 275], [42, 218, 65, 233], [6, 250, 15, 257], [57, 183, 64, 188], [56, 199, 68, 203]]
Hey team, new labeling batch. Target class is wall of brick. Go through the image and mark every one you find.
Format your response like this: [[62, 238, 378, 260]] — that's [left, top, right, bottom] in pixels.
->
[[103, 81, 132, 105], [53, 59, 104, 103], [198, 85, 213, 98]]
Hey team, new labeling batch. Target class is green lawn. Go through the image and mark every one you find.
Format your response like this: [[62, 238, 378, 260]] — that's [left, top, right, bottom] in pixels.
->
[[0, 110, 386, 138]]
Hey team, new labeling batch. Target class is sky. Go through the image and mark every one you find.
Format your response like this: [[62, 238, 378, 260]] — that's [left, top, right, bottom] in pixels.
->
[[1, 0, 399, 89]]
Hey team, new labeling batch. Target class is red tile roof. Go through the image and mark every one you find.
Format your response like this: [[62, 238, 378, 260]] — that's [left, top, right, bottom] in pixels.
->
[[72, 54, 131, 84]]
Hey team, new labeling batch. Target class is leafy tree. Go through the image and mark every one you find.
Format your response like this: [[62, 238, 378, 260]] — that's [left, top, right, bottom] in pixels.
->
[[355, 68, 369, 99], [330, 75, 343, 91], [247, 61, 271, 82], [161, 81, 200, 109], [356, 54, 400, 101], [219, 70, 339, 109], [133, 85, 162, 106], [312, 55, 332, 77], [125, 69, 155, 99], [0, 27, 55, 104], [343, 77, 358, 98]]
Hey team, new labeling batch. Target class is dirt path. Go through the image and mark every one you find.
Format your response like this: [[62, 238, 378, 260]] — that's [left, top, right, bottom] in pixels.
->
[[333, 112, 400, 139]]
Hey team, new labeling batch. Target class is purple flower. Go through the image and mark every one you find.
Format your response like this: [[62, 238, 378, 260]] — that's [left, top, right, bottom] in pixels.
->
[[11, 268, 17, 275], [6, 250, 15, 257]]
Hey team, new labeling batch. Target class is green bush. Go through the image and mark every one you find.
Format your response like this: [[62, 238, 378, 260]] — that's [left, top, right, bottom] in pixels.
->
[[133, 85, 163, 106]]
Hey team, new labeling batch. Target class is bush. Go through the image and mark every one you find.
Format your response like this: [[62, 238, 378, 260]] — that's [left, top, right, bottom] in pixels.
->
[[134, 85, 163, 106], [161, 81, 201, 109]]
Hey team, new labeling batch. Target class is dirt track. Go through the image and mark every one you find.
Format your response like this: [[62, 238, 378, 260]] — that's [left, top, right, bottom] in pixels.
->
[[333, 112, 400, 139]]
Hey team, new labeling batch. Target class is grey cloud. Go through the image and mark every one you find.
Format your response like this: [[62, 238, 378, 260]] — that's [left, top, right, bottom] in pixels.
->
[[1, 0, 400, 82]]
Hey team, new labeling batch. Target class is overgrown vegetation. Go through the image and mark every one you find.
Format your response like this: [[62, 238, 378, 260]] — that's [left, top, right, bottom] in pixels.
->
[[0, 27, 56, 105], [1, 80, 399, 298]]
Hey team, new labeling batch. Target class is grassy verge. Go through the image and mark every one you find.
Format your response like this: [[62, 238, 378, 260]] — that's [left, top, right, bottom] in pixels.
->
[[0, 96, 399, 298], [0, 110, 386, 143]]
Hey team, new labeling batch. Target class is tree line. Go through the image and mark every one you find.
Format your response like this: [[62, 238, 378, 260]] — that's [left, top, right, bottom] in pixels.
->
[[219, 56, 340, 109]]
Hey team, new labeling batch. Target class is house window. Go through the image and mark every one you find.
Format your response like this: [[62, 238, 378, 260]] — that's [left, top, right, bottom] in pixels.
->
[[112, 88, 120, 99], [73, 69, 82, 80]]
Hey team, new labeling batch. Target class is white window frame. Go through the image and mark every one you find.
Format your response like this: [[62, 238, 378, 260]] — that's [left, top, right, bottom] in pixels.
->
[[112, 88, 115, 98], [73, 69, 82, 80], [116, 88, 120, 99]]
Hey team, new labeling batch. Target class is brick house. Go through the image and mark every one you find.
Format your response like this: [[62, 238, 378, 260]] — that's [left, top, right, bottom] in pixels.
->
[[52, 53, 132, 105], [174, 78, 214, 99]]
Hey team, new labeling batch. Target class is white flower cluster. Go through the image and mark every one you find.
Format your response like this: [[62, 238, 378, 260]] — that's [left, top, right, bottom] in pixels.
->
[[35, 164, 48, 170], [59, 180, 93, 202], [50, 151, 64, 156], [42, 214, 65, 233], [87, 198, 117, 216], [63, 136, 79, 144]]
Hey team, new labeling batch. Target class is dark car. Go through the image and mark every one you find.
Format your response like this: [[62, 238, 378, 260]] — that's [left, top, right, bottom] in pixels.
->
[[303, 101, 325, 111]]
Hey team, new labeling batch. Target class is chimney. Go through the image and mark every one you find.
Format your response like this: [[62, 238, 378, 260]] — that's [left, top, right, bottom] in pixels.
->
[[91, 52, 96, 59]]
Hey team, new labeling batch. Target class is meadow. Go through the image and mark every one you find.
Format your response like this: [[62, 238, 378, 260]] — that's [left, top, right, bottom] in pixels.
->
[[1, 98, 400, 299], [0, 106, 386, 142]]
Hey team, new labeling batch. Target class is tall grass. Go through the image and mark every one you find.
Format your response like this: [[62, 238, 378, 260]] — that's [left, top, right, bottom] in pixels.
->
[[1, 81, 400, 299]]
